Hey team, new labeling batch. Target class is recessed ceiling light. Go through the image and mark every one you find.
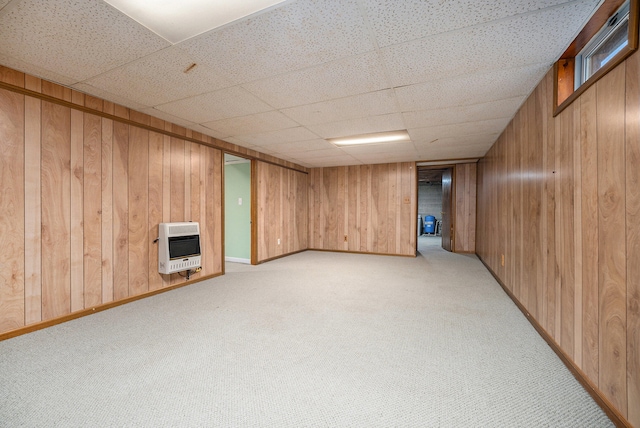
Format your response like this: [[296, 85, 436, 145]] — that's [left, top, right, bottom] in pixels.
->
[[104, 0, 289, 44], [329, 130, 411, 146]]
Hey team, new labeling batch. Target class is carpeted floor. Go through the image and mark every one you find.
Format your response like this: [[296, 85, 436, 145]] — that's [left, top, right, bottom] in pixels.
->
[[0, 237, 612, 427]]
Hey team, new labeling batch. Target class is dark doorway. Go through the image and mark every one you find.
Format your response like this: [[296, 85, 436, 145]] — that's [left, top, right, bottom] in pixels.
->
[[417, 166, 454, 252]]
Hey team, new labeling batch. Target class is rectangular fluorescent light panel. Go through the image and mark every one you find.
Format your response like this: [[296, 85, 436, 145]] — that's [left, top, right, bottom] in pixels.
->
[[104, 0, 289, 44], [329, 130, 411, 146]]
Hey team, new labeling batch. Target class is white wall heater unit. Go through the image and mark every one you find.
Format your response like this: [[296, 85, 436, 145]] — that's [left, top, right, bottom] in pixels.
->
[[158, 222, 201, 275]]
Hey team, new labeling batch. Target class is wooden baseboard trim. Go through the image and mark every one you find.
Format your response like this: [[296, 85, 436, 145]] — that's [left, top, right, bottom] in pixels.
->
[[0, 272, 223, 342], [256, 249, 308, 264], [477, 257, 631, 428], [308, 248, 416, 258]]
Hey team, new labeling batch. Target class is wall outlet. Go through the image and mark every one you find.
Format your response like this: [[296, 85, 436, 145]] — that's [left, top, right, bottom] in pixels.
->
[[238, 197, 242, 205], [344, 235, 348, 242], [501, 254, 505, 266], [277, 238, 280, 245]]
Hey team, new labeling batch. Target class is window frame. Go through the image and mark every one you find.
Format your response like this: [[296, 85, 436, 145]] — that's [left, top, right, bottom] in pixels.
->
[[553, 0, 639, 116], [576, 1, 631, 87]]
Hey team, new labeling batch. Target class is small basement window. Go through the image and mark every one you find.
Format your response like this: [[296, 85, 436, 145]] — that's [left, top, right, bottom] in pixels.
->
[[575, 1, 631, 88], [554, 0, 638, 115]]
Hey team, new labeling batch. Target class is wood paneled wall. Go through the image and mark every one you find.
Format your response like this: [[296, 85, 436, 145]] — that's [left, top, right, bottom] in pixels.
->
[[454, 163, 477, 253], [0, 69, 223, 335], [308, 163, 417, 256], [255, 161, 308, 263], [476, 51, 640, 426]]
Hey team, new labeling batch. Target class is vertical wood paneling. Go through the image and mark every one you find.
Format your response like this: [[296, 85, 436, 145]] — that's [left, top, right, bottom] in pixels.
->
[[387, 163, 397, 253], [69, 104, 83, 313], [0, 65, 25, 87], [112, 121, 129, 300], [532, 90, 544, 322], [128, 125, 149, 296], [596, 64, 627, 415], [454, 163, 477, 253], [255, 161, 308, 262], [0, 65, 244, 337], [308, 163, 416, 256], [521, 98, 532, 311], [169, 138, 185, 284], [297, 170, 308, 250], [204, 147, 216, 275], [170, 138, 185, 221], [212, 149, 223, 274], [83, 113, 102, 307], [101, 117, 113, 304], [625, 47, 640, 428], [199, 145, 207, 277], [545, 74, 558, 338], [24, 94, 42, 325], [0, 88, 24, 331], [625, 47, 640, 426], [557, 103, 576, 357], [187, 142, 201, 279], [580, 85, 600, 382], [148, 131, 164, 291], [477, 53, 640, 423], [162, 134, 171, 223], [572, 100, 583, 368], [41, 101, 71, 319], [184, 141, 191, 221], [400, 162, 414, 255]]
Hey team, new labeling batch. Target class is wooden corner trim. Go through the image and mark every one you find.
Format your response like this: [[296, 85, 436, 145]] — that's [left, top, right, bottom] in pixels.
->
[[0, 272, 223, 342], [477, 257, 632, 428]]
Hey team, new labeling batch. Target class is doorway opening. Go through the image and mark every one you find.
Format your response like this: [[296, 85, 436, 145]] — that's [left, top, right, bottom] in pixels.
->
[[417, 166, 454, 252], [224, 154, 252, 266]]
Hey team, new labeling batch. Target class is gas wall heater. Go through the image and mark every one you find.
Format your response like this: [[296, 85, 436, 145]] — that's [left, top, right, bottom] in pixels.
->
[[158, 222, 201, 275]]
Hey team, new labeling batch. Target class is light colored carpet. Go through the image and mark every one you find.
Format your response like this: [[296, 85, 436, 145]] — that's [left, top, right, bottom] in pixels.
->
[[0, 237, 612, 427]]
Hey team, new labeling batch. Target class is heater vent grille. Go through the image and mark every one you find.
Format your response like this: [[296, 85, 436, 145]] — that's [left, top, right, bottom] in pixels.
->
[[169, 224, 198, 235]]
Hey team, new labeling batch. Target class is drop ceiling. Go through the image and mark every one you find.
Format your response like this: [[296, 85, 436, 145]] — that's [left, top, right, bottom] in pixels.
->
[[0, 0, 600, 168]]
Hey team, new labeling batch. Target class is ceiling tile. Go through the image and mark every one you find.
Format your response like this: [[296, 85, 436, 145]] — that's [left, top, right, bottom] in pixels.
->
[[237, 126, 321, 146], [137, 107, 196, 128], [293, 154, 361, 167], [307, 113, 405, 139], [363, 0, 583, 47], [416, 133, 499, 157], [352, 153, 419, 164], [0, 0, 169, 82], [179, 0, 374, 85], [291, 148, 347, 158], [155, 86, 273, 123], [202, 110, 300, 136], [418, 144, 490, 160], [402, 97, 523, 128], [409, 117, 510, 144], [0, 1, 11, 9], [265, 139, 337, 153], [242, 52, 388, 108], [382, 1, 598, 87], [223, 136, 257, 147], [395, 63, 549, 112], [72, 82, 148, 111], [0, 52, 77, 86], [339, 141, 418, 155], [80, 47, 232, 106], [186, 124, 230, 140], [280, 89, 398, 126]]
